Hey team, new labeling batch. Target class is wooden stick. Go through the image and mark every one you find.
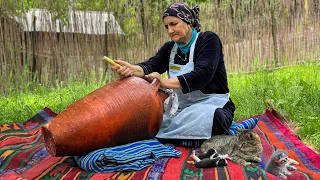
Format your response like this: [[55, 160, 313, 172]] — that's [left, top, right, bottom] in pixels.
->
[[103, 56, 122, 67]]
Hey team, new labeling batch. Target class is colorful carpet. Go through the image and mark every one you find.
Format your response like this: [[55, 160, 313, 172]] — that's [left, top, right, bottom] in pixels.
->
[[0, 107, 319, 180]]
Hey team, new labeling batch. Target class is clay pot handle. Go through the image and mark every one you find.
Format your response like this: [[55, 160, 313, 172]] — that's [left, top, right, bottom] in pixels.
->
[[150, 78, 160, 93]]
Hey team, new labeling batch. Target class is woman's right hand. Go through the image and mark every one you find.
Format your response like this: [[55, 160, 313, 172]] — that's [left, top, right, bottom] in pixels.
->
[[110, 60, 134, 78]]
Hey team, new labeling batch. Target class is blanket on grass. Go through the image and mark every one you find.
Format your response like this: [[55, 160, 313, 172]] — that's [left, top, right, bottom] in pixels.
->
[[0, 107, 319, 180]]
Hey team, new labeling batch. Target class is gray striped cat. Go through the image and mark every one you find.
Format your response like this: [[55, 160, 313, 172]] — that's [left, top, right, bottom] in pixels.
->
[[200, 128, 263, 166]]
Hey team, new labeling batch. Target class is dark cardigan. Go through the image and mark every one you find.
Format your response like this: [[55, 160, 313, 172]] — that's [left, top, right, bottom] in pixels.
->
[[137, 31, 235, 116]]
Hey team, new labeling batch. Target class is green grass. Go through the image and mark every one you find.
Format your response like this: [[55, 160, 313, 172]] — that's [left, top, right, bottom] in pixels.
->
[[0, 63, 319, 150], [229, 63, 320, 150], [0, 82, 102, 124]]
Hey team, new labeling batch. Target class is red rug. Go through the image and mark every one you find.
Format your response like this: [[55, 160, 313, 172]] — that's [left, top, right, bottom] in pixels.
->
[[0, 108, 319, 179]]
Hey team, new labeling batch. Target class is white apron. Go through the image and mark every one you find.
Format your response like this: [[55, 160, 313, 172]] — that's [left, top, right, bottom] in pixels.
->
[[156, 33, 230, 139]]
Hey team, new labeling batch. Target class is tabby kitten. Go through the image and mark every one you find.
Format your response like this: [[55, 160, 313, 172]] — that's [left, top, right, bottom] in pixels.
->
[[200, 128, 262, 166], [265, 150, 299, 179]]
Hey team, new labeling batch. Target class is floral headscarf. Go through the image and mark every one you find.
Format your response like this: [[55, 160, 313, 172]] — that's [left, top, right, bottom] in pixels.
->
[[162, 2, 201, 32]]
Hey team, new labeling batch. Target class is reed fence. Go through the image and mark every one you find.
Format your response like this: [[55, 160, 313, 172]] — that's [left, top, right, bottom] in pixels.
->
[[0, 0, 319, 94]]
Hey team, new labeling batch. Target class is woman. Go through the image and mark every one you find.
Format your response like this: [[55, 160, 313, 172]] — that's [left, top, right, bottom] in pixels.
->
[[111, 2, 235, 147]]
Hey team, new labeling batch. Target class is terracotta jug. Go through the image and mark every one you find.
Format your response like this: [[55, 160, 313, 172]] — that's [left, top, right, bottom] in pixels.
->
[[41, 76, 168, 156]]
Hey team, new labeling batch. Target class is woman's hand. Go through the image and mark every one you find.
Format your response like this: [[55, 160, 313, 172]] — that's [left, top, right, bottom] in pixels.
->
[[110, 60, 145, 78], [110, 60, 135, 78], [145, 72, 162, 84], [145, 72, 182, 89]]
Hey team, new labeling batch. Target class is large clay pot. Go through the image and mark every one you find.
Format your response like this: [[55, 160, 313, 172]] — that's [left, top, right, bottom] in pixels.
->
[[41, 76, 168, 156]]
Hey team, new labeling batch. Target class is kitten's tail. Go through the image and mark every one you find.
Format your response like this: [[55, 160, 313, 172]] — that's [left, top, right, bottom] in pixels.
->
[[219, 154, 232, 161], [191, 150, 201, 163]]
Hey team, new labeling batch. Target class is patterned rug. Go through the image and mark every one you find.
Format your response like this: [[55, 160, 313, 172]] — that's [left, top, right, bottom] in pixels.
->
[[0, 107, 319, 180]]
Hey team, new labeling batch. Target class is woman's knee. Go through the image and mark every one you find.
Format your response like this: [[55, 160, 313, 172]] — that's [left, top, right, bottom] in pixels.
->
[[211, 108, 233, 135]]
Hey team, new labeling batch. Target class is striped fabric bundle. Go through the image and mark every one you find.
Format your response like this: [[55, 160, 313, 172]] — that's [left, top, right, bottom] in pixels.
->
[[74, 138, 181, 172], [229, 117, 259, 135]]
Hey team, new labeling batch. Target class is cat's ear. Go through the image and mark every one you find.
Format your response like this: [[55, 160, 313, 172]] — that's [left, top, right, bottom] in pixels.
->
[[275, 150, 288, 157], [235, 128, 245, 134]]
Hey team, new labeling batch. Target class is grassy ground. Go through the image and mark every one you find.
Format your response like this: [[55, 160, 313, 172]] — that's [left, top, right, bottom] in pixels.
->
[[1, 63, 319, 151], [229, 63, 320, 151]]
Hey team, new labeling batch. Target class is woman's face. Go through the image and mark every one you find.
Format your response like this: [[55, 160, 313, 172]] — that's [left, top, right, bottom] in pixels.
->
[[163, 16, 192, 44]]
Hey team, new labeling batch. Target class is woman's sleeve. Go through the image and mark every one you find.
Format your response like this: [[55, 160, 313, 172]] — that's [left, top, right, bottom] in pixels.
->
[[137, 42, 173, 75], [177, 32, 222, 93]]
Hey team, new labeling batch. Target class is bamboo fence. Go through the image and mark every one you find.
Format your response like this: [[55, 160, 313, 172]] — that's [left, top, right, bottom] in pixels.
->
[[0, 0, 319, 94]]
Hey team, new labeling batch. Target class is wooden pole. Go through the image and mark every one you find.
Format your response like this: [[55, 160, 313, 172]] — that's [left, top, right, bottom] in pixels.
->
[[140, 0, 147, 48], [270, 1, 279, 67], [0, 13, 4, 93], [105, 21, 109, 57], [104, 20, 109, 83], [32, 15, 37, 80], [304, 0, 309, 26]]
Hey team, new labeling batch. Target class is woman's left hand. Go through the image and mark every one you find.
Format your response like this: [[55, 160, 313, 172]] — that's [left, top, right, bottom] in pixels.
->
[[145, 72, 181, 89], [144, 72, 163, 85]]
